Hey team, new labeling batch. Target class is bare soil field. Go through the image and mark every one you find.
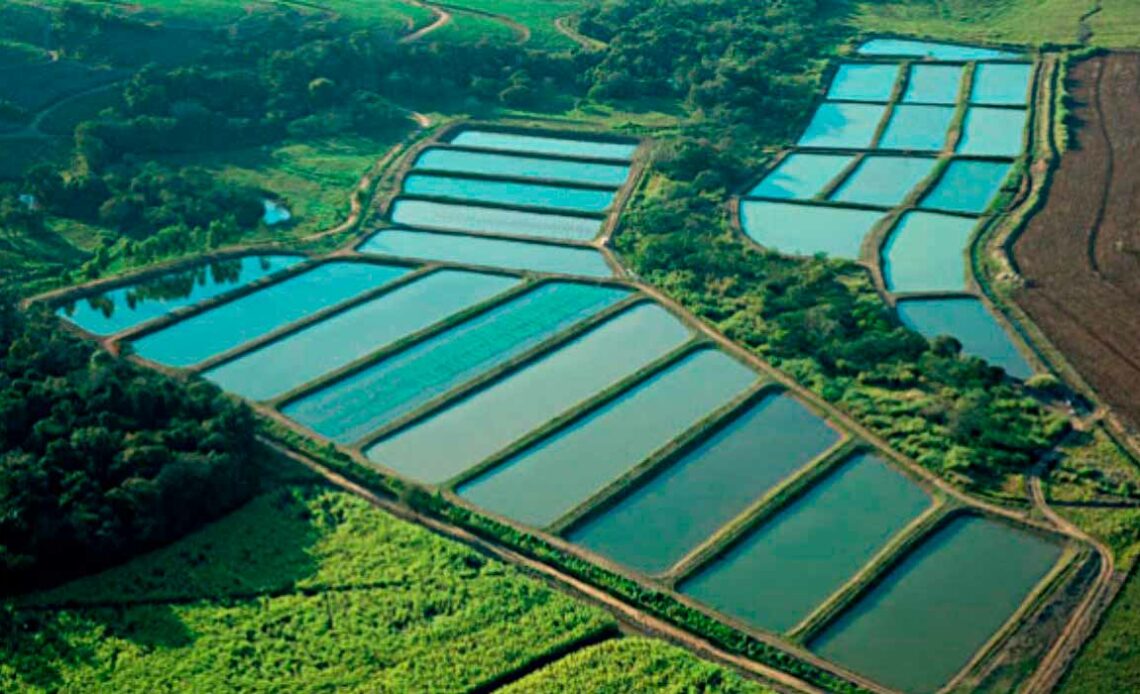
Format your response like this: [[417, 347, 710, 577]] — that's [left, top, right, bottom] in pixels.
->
[[1014, 53, 1140, 430]]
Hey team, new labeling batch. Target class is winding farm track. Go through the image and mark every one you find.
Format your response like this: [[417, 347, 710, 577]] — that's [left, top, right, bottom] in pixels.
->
[[398, 0, 451, 43], [553, 16, 605, 51]]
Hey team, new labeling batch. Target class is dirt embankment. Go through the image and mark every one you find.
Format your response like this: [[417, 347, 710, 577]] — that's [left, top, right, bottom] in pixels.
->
[[1013, 53, 1140, 430]]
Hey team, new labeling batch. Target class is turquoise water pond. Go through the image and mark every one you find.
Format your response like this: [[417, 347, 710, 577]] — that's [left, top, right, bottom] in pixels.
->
[[829, 156, 937, 207], [857, 38, 1020, 61], [920, 159, 1011, 213], [878, 105, 956, 151], [205, 270, 518, 401], [827, 63, 900, 102], [682, 453, 931, 634], [262, 199, 291, 225], [283, 282, 628, 443], [358, 229, 613, 277], [902, 64, 964, 105], [415, 148, 629, 187], [811, 515, 1063, 694], [449, 130, 637, 160], [57, 255, 301, 337], [458, 349, 757, 528], [897, 297, 1033, 379], [882, 212, 976, 293], [956, 107, 1027, 156], [131, 262, 407, 368], [970, 63, 1032, 105], [740, 201, 882, 259], [390, 199, 601, 242], [569, 392, 841, 575], [403, 173, 615, 214], [798, 103, 887, 149], [747, 153, 854, 200], [367, 303, 692, 484]]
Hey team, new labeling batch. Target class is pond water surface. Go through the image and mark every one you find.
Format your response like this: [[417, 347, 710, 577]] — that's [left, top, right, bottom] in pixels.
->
[[414, 148, 629, 187], [878, 105, 956, 151], [857, 39, 1020, 61], [827, 63, 900, 102], [798, 103, 887, 149], [262, 199, 291, 225], [881, 212, 976, 293], [390, 199, 601, 242], [747, 153, 854, 200], [403, 173, 615, 214], [956, 107, 1027, 156], [902, 64, 964, 105], [449, 131, 637, 160], [897, 297, 1033, 379], [919, 159, 1011, 213], [970, 63, 1033, 105], [829, 156, 937, 207], [740, 201, 882, 259]]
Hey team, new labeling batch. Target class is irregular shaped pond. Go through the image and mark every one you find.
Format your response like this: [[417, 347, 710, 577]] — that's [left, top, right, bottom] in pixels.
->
[[897, 296, 1033, 379], [826, 63, 899, 102], [902, 64, 964, 105], [414, 148, 630, 187], [390, 199, 602, 243], [919, 159, 1012, 213], [857, 38, 1020, 61], [881, 212, 977, 293], [878, 105, 956, 151], [956, 107, 1027, 157], [798, 103, 887, 149], [450, 130, 637, 161], [403, 173, 615, 214], [747, 153, 855, 200], [970, 63, 1033, 106], [829, 155, 937, 207], [740, 201, 883, 260]]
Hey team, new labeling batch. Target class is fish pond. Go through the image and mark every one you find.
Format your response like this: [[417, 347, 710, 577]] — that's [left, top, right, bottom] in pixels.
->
[[740, 201, 883, 259], [919, 159, 1012, 214], [390, 199, 602, 243], [449, 130, 637, 160], [414, 148, 630, 187], [881, 212, 977, 293], [970, 63, 1033, 106], [956, 107, 1027, 157], [826, 63, 899, 102], [829, 155, 937, 207], [902, 64, 964, 105], [897, 297, 1033, 379], [877, 104, 956, 151], [402, 173, 615, 214], [798, 103, 887, 149], [857, 38, 1020, 61], [747, 153, 854, 200]]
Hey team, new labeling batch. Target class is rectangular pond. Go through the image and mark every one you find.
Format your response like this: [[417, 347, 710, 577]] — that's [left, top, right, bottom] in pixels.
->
[[747, 153, 854, 200], [414, 148, 630, 187], [829, 155, 937, 207], [881, 212, 976, 293], [131, 261, 408, 369], [568, 392, 841, 576], [877, 105, 956, 151], [797, 102, 887, 149], [919, 159, 1012, 214], [358, 229, 613, 278], [56, 255, 302, 337], [857, 38, 1020, 61], [282, 282, 629, 444], [402, 173, 615, 214], [390, 199, 602, 243], [810, 514, 1063, 694], [826, 63, 899, 102], [902, 64, 964, 105], [458, 349, 757, 528], [897, 297, 1033, 379], [970, 63, 1033, 106], [682, 453, 932, 634], [956, 107, 1027, 157], [367, 303, 692, 484], [205, 270, 519, 402], [449, 130, 637, 161], [740, 201, 883, 260]]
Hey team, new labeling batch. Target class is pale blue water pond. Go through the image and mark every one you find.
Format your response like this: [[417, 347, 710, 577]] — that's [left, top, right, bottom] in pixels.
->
[[897, 297, 1033, 379], [205, 270, 519, 401], [57, 255, 303, 337], [748, 153, 854, 200], [970, 63, 1032, 105], [368, 303, 692, 484], [131, 262, 408, 368], [569, 392, 840, 575], [283, 282, 628, 443], [798, 103, 887, 149], [882, 212, 976, 293], [902, 64, 964, 105], [827, 63, 900, 102], [414, 148, 630, 187], [920, 159, 1012, 214], [740, 201, 882, 259], [262, 199, 291, 225], [390, 199, 601, 243], [956, 107, 1027, 156], [358, 229, 613, 277], [857, 38, 1020, 61], [403, 173, 615, 214], [682, 453, 931, 634], [829, 156, 937, 207], [450, 130, 637, 160], [878, 105, 956, 151], [458, 349, 757, 528]]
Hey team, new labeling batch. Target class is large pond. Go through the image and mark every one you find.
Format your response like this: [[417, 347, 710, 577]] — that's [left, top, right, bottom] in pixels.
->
[[368, 303, 692, 484], [897, 297, 1033, 379], [881, 212, 976, 293], [458, 349, 757, 528], [902, 64, 964, 105], [682, 453, 931, 634], [131, 261, 407, 369], [811, 515, 1063, 694], [970, 63, 1033, 106], [57, 255, 301, 337], [403, 173, 615, 214], [449, 130, 637, 161], [857, 38, 1020, 61], [205, 270, 519, 401], [358, 229, 613, 278], [798, 103, 887, 149], [878, 105, 956, 151], [414, 148, 629, 187], [826, 63, 900, 102], [747, 153, 854, 200], [919, 159, 1012, 214], [956, 107, 1027, 157], [740, 201, 883, 259], [282, 282, 628, 444], [390, 199, 602, 243], [829, 155, 937, 207], [569, 392, 841, 575]]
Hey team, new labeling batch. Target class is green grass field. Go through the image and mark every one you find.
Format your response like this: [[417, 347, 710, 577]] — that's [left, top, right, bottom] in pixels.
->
[[1060, 561, 1140, 693], [440, 0, 592, 49]]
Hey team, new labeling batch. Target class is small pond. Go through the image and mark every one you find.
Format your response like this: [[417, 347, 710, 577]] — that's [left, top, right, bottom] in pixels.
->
[[449, 130, 637, 160], [390, 198, 602, 243], [747, 153, 854, 200], [403, 173, 615, 214], [826, 63, 900, 102], [829, 155, 937, 207], [897, 296, 1033, 379], [902, 64, 964, 105], [878, 104, 956, 151], [262, 199, 291, 225], [415, 148, 630, 187], [881, 212, 976, 293], [919, 159, 1012, 214], [970, 63, 1033, 106], [956, 107, 1027, 157], [740, 201, 883, 260], [798, 102, 888, 149], [857, 38, 1021, 61]]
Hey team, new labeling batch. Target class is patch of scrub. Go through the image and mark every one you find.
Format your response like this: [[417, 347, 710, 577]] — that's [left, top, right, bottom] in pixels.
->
[[262, 199, 291, 225], [282, 282, 628, 444], [450, 130, 637, 161], [390, 199, 602, 243], [956, 107, 1028, 157], [358, 229, 613, 278], [902, 64, 965, 105], [131, 262, 408, 368], [810, 515, 1063, 694], [368, 303, 692, 484], [919, 159, 1012, 214], [747, 153, 855, 200], [878, 105, 956, 151], [57, 255, 302, 337], [414, 148, 630, 187], [826, 63, 900, 102], [897, 297, 1033, 379], [682, 453, 931, 634], [403, 173, 615, 214], [569, 392, 841, 575], [829, 156, 937, 207], [740, 201, 883, 260], [798, 103, 888, 149], [458, 349, 757, 528], [882, 212, 977, 293], [970, 63, 1033, 106], [857, 38, 1021, 61], [205, 271, 519, 401]]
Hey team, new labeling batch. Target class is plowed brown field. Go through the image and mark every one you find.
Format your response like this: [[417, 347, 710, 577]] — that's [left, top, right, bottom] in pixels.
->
[[1014, 53, 1140, 430]]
